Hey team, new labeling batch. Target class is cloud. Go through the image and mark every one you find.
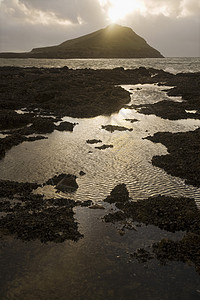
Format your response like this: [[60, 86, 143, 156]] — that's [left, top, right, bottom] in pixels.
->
[[9, 0, 105, 24], [0, 0, 106, 51], [98, 0, 200, 18], [0, 0, 199, 56], [0, 0, 77, 25]]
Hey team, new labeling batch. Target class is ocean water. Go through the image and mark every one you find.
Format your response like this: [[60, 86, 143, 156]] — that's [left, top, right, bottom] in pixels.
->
[[1, 60, 200, 299], [0, 57, 200, 74]]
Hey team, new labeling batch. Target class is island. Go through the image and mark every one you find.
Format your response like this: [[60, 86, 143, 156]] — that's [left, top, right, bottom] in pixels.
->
[[0, 24, 163, 59]]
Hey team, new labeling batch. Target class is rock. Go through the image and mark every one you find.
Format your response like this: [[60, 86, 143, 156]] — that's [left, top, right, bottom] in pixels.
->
[[102, 125, 133, 133], [56, 174, 78, 193], [104, 184, 130, 204], [79, 171, 86, 176], [31, 117, 55, 133], [26, 136, 47, 142], [56, 121, 76, 132], [86, 139, 102, 144], [146, 128, 200, 187], [80, 200, 93, 207], [95, 144, 113, 150], [125, 118, 138, 123], [45, 174, 78, 192]]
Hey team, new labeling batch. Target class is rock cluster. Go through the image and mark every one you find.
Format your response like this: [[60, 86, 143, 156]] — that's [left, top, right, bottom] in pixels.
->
[[104, 185, 200, 273]]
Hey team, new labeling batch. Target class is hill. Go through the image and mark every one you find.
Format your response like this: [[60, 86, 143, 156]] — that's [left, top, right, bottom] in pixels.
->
[[0, 24, 163, 58]]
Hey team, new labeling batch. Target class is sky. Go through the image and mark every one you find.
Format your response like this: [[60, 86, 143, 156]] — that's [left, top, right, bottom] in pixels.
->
[[0, 0, 199, 57]]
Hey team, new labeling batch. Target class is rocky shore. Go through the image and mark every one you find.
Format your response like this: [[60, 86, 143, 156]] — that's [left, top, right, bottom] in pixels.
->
[[0, 66, 200, 276], [104, 185, 200, 274], [146, 128, 200, 187], [1, 66, 199, 163], [0, 174, 92, 243]]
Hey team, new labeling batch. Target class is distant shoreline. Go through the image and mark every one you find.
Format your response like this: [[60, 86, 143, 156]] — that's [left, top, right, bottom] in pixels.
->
[[0, 57, 199, 75]]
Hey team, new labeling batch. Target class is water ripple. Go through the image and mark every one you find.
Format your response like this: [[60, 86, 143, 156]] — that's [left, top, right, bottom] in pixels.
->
[[0, 84, 199, 206]]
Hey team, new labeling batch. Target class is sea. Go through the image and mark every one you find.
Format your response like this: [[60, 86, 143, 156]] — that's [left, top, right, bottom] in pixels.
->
[[0, 57, 200, 74], [0, 57, 200, 300]]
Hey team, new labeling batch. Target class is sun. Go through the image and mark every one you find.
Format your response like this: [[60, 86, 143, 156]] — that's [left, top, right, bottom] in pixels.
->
[[107, 0, 144, 23]]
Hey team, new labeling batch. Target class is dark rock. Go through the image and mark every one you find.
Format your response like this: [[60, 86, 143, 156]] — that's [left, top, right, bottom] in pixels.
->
[[104, 193, 200, 234], [153, 233, 200, 274], [80, 200, 93, 207], [62, 66, 69, 71], [56, 175, 78, 193], [56, 121, 76, 132], [0, 179, 83, 243], [0, 110, 33, 130], [79, 171, 86, 176], [125, 118, 138, 123], [86, 139, 102, 144], [146, 128, 200, 187], [26, 136, 47, 142], [102, 125, 133, 133], [31, 117, 55, 133], [46, 174, 78, 192], [135, 100, 200, 120], [104, 184, 130, 204], [95, 144, 113, 150], [0, 179, 39, 198], [103, 190, 200, 273]]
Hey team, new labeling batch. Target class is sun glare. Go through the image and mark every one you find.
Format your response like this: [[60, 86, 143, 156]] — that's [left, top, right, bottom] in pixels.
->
[[107, 0, 144, 23]]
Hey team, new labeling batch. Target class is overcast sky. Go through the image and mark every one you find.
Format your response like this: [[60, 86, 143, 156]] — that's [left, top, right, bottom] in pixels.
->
[[0, 0, 199, 57]]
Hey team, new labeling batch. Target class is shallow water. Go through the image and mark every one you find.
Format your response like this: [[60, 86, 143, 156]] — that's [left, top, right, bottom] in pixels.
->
[[0, 84, 200, 205], [1, 84, 200, 299], [0, 206, 200, 300]]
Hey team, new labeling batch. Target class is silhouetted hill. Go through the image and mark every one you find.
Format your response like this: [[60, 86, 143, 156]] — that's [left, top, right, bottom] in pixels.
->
[[0, 24, 163, 58]]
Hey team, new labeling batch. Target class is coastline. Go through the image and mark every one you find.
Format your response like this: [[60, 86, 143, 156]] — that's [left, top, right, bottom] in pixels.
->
[[1, 66, 200, 186], [0, 65, 200, 298]]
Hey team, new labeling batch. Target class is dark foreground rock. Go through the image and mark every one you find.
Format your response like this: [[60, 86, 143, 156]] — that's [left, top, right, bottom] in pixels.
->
[[0, 110, 33, 130], [134, 100, 200, 120], [0, 202, 82, 243], [0, 177, 89, 243], [104, 184, 130, 204], [131, 71, 200, 120], [45, 174, 78, 192], [104, 185, 200, 273], [152, 233, 200, 274], [125, 118, 139, 123], [86, 139, 102, 144], [1, 67, 199, 122], [104, 192, 200, 233], [28, 118, 76, 134], [56, 121, 76, 132], [95, 144, 113, 150], [102, 125, 133, 133], [0, 66, 133, 118], [0, 179, 39, 198], [146, 128, 200, 187]]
